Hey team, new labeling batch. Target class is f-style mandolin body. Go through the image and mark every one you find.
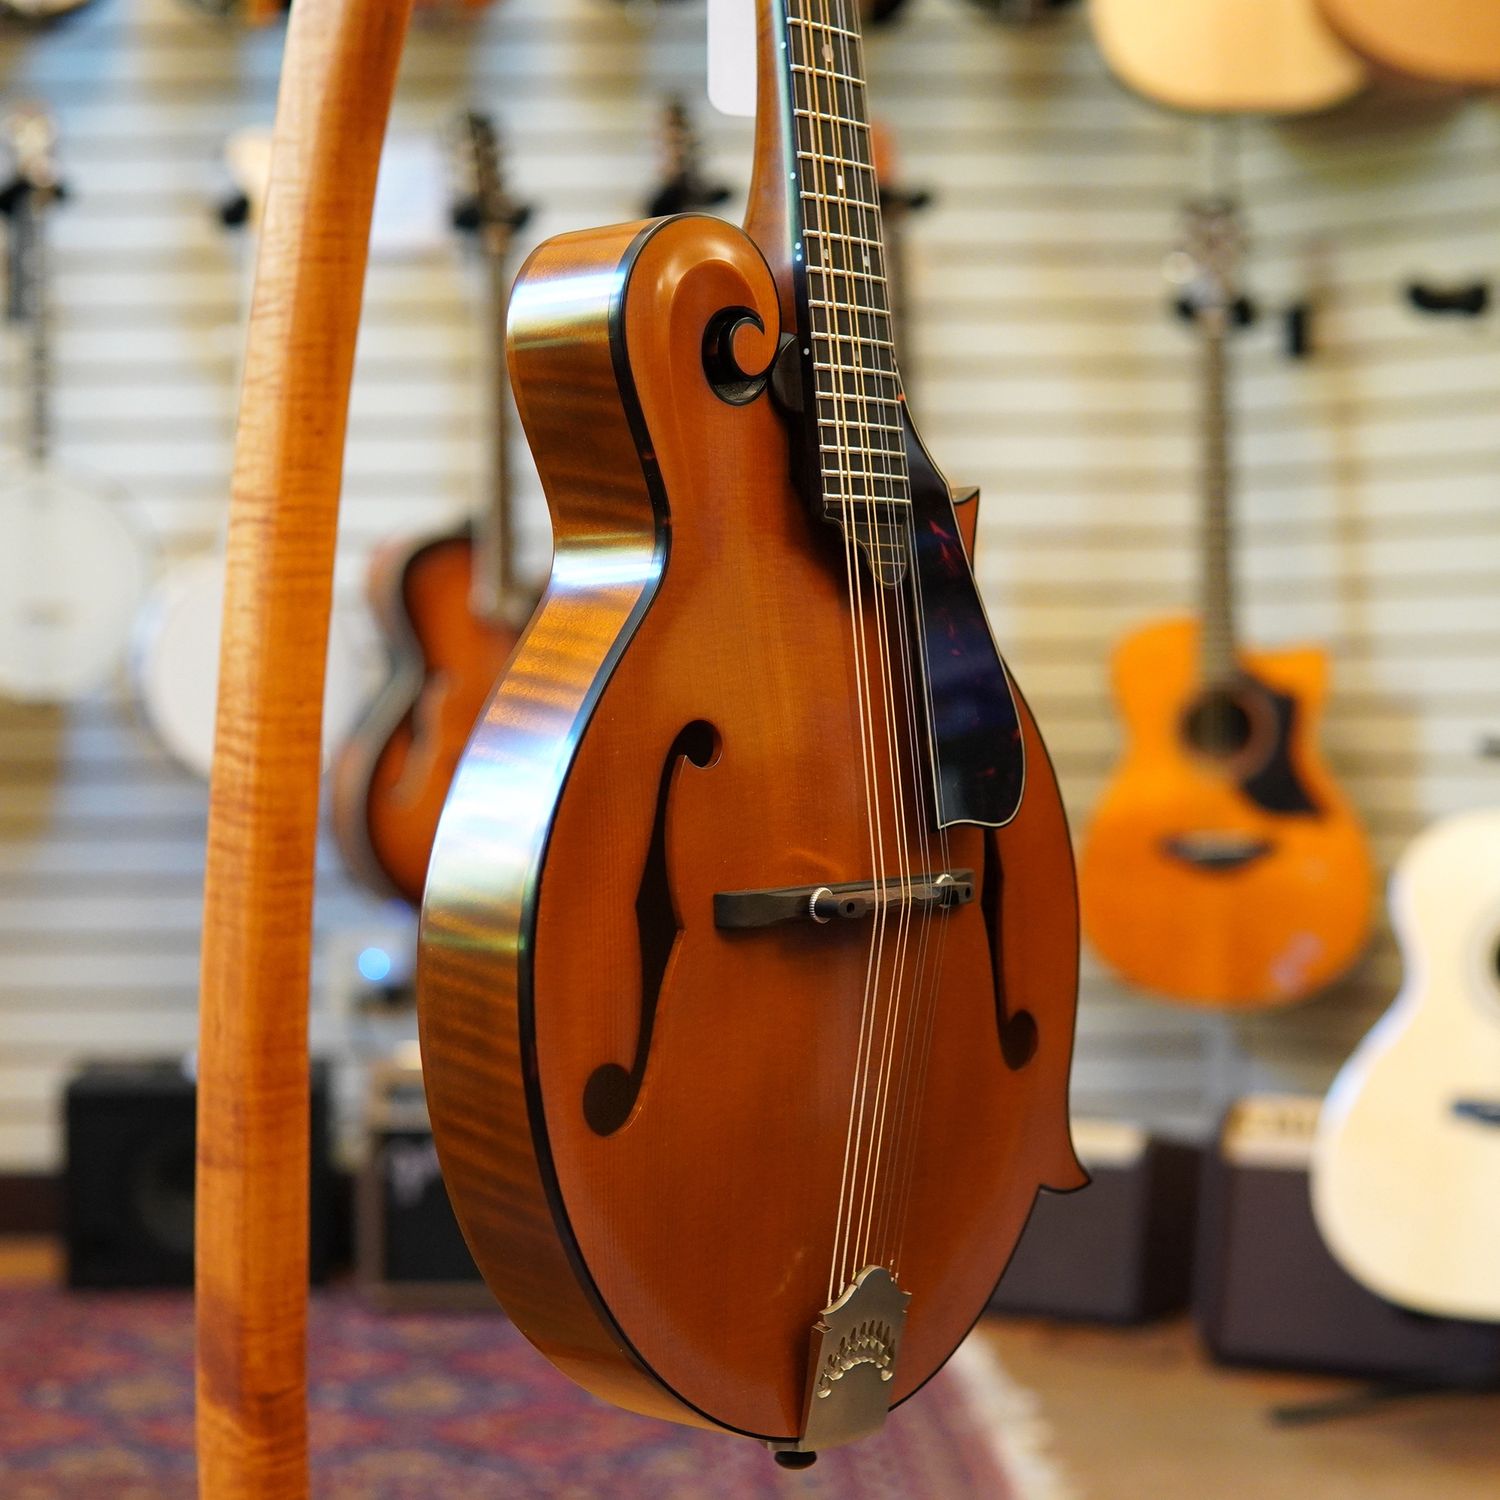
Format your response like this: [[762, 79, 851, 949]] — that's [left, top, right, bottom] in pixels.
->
[[419, 208, 1082, 1442]]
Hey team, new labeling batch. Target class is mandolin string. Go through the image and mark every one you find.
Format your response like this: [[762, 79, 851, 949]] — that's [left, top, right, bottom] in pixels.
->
[[840, 0, 949, 1283], [818, 0, 924, 1286], [797, 0, 894, 1305], [820, 0, 911, 1298], [808, 0, 917, 1295]]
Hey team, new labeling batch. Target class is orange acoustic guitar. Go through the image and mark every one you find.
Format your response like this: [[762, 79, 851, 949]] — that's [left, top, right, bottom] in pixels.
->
[[1080, 198, 1374, 1009], [419, 0, 1081, 1463], [1316, 0, 1500, 87], [331, 112, 533, 905]]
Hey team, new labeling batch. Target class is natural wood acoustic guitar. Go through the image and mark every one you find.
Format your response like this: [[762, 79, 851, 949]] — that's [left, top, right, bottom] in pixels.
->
[[1090, 0, 1368, 115], [330, 112, 534, 906], [419, 0, 1083, 1462], [1313, 797, 1500, 1322], [1079, 198, 1374, 1009], [1315, 0, 1500, 86]]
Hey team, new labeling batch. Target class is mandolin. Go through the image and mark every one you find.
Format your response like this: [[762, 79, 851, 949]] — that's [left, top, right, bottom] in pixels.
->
[[330, 111, 534, 905], [1315, 0, 1500, 87], [419, 0, 1082, 1462], [1080, 197, 1374, 1009], [1312, 796, 1500, 1323], [0, 105, 151, 705], [1090, 0, 1367, 116], [642, 97, 732, 220]]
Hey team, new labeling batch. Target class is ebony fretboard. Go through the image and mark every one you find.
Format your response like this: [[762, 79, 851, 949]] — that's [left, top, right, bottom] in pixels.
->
[[784, 0, 909, 520]]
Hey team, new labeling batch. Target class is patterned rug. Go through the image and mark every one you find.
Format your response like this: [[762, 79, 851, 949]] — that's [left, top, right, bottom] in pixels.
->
[[0, 1290, 1043, 1499]]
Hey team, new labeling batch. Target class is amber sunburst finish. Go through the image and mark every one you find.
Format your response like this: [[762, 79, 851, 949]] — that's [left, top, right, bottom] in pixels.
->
[[419, 0, 1081, 1452]]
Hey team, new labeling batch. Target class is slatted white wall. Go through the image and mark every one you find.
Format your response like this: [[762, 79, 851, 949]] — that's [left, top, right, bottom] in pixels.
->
[[0, 0, 1496, 1170]]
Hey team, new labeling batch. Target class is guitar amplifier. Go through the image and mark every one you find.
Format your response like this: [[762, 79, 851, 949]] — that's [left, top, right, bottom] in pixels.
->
[[1196, 1095, 1500, 1380], [356, 1058, 490, 1309], [988, 1119, 1200, 1322], [64, 1058, 333, 1289]]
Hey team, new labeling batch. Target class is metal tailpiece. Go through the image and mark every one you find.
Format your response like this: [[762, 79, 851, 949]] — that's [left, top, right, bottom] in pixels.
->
[[769, 1265, 910, 1461]]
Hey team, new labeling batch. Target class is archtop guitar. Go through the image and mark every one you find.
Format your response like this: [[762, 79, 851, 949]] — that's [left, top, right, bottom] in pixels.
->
[[419, 0, 1082, 1462], [331, 112, 534, 905]]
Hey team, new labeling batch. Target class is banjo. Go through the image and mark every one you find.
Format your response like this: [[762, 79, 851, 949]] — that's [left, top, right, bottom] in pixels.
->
[[131, 129, 368, 778], [0, 105, 151, 705]]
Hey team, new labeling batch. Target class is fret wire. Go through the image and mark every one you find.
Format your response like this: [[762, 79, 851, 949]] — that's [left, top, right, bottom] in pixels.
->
[[793, 106, 870, 133], [788, 15, 861, 41], [813, 361, 900, 379], [804, 228, 883, 249], [791, 61, 864, 88], [807, 272, 890, 292], [796, 147, 876, 177], [811, 331, 897, 353]]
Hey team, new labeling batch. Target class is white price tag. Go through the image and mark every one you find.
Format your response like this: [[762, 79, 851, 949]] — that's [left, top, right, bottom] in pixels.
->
[[708, 0, 758, 118]]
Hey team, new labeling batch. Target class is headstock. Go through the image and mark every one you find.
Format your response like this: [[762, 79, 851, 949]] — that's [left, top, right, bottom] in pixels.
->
[[453, 111, 532, 262], [645, 97, 731, 219], [3, 104, 63, 210], [1166, 197, 1245, 322]]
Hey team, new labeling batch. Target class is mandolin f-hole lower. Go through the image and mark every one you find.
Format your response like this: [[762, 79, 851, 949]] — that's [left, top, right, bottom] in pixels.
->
[[583, 720, 720, 1137], [981, 835, 1039, 1071]]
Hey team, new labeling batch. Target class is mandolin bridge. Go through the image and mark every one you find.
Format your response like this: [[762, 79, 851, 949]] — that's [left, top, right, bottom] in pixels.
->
[[769, 1265, 910, 1462], [714, 869, 975, 931]]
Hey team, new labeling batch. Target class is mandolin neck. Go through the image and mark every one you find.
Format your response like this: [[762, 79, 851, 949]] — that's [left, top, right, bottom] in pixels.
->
[[745, 0, 908, 533]]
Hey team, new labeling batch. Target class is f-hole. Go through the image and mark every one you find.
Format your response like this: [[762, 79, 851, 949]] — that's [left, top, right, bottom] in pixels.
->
[[583, 720, 720, 1137], [982, 835, 1038, 1071]]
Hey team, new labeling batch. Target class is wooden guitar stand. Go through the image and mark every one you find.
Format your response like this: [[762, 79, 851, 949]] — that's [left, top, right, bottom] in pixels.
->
[[194, 2, 415, 1495]]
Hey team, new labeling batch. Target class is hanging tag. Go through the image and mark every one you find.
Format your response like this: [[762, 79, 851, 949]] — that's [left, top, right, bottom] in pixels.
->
[[708, 0, 758, 118]]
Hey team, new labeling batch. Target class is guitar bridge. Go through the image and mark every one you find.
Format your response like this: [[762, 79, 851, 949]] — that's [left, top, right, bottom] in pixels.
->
[[769, 1265, 910, 1462]]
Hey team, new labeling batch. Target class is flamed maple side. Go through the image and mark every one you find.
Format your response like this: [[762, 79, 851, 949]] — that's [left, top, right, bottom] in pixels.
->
[[419, 0, 1081, 1450], [195, 0, 414, 1495]]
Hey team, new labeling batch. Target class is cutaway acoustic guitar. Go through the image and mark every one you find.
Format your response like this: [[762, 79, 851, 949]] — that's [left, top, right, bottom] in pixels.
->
[[1080, 198, 1374, 1009], [1313, 802, 1500, 1323], [419, 0, 1082, 1462], [330, 112, 533, 905]]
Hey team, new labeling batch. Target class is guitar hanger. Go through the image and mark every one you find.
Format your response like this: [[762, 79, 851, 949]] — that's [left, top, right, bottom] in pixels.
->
[[194, 1, 414, 1496]]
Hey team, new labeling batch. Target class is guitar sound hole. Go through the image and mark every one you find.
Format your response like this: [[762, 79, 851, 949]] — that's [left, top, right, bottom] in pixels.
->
[[583, 720, 720, 1138], [1182, 688, 1254, 760]]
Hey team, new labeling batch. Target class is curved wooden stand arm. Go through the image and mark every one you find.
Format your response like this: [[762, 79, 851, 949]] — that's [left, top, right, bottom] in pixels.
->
[[195, 2, 414, 1496]]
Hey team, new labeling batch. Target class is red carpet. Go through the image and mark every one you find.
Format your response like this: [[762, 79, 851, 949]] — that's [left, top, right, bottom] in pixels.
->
[[0, 1289, 1024, 1498]]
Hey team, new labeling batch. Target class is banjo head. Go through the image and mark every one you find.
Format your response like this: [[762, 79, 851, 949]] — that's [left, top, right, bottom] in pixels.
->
[[132, 554, 372, 780], [0, 469, 151, 704]]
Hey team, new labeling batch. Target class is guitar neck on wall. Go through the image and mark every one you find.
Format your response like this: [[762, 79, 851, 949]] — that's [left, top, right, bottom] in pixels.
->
[[0, 104, 151, 706]]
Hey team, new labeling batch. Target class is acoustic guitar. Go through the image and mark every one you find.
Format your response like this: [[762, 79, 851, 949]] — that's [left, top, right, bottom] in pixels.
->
[[0, 105, 151, 705], [1312, 801, 1500, 1322], [1090, 0, 1368, 115], [419, 0, 1082, 1462], [1079, 198, 1374, 1009], [330, 112, 534, 905], [1316, 0, 1500, 87]]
